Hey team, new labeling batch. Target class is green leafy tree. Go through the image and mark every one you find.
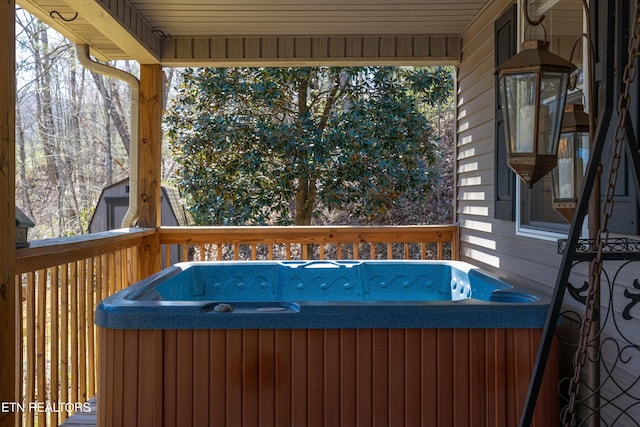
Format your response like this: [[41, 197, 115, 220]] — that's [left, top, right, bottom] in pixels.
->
[[166, 66, 451, 225]]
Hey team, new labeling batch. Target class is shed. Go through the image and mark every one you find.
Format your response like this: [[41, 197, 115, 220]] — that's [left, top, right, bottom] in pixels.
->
[[89, 178, 193, 265]]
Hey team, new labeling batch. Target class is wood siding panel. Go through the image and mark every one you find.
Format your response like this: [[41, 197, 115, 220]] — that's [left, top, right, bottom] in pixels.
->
[[261, 37, 278, 58], [98, 327, 560, 426], [312, 37, 328, 58], [379, 37, 395, 57], [227, 38, 243, 58], [244, 37, 261, 58], [346, 37, 362, 57], [278, 38, 294, 58], [192, 39, 209, 59], [163, 35, 460, 65], [328, 37, 345, 58]]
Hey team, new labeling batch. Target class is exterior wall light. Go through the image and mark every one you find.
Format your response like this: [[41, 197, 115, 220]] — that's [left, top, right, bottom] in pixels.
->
[[551, 104, 590, 222], [497, 40, 576, 187]]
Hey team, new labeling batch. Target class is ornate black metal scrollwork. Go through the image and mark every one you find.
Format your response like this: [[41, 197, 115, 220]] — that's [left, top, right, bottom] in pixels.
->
[[623, 279, 640, 320], [555, 260, 640, 425], [567, 280, 589, 304], [558, 238, 640, 257]]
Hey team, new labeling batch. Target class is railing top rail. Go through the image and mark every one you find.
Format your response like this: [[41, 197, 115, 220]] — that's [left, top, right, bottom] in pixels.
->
[[15, 225, 459, 274], [159, 225, 458, 245], [15, 228, 156, 274]]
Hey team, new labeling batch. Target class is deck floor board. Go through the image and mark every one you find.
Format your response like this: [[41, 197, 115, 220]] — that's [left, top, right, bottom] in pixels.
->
[[59, 397, 96, 427]]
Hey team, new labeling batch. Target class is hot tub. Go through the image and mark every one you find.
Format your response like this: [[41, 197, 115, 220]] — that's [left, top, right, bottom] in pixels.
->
[[95, 260, 560, 426]]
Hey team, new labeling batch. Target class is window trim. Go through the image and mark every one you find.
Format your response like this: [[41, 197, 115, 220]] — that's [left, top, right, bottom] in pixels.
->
[[515, 181, 569, 241]]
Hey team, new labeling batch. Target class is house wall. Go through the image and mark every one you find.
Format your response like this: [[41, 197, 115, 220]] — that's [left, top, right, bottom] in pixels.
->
[[457, 1, 640, 423], [456, 0, 562, 297]]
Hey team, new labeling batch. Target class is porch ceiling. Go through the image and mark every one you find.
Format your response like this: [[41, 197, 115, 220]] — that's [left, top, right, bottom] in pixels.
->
[[17, 0, 486, 66]]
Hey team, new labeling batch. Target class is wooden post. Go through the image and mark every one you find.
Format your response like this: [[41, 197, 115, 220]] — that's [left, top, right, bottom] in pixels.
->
[[0, 2, 16, 427], [137, 64, 163, 277]]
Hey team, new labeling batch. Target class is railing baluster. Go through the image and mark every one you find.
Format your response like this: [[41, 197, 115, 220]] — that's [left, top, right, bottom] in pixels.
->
[[70, 262, 79, 406], [122, 249, 128, 287], [25, 272, 35, 427], [60, 264, 69, 421], [451, 237, 458, 261], [15, 275, 23, 427], [353, 243, 359, 260], [387, 243, 393, 259], [36, 270, 46, 427], [87, 259, 96, 398], [437, 242, 444, 260], [79, 259, 87, 403], [50, 266, 59, 427], [108, 253, 116, 295]]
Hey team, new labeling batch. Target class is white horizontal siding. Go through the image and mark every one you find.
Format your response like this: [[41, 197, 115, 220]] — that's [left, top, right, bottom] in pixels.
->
[[456, 0, 562, 296]]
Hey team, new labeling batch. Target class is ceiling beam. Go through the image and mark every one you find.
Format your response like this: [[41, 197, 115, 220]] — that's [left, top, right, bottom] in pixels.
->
[[161, 35, 460, 67], [63, 0, 160, 63]]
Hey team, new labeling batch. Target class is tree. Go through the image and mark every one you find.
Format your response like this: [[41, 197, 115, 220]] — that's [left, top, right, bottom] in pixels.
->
[[15, 9, 135, 238], [167, 66, 451, 225]]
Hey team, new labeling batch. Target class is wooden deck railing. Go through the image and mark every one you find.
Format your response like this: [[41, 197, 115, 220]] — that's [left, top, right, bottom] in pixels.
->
[[13, 224, 458, 427], [14, 228, 155, 427], [159, 225, 458, 265]]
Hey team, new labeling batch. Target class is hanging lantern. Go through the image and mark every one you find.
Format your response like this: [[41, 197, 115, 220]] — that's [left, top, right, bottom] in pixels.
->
[[497, 40, 576, 187], [551, 104, 590, 222]]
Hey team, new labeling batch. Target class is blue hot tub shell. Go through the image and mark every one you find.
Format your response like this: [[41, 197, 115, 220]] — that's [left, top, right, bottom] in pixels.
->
[[95, 260, 548, 329]]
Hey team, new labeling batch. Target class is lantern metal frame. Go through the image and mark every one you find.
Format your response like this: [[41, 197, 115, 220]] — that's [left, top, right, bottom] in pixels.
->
[[497, 40, 576, 187], [551, 103, 591, 222]]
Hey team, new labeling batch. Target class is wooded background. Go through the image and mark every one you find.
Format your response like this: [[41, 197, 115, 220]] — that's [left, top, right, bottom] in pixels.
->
[[15, 8, 454, 240]]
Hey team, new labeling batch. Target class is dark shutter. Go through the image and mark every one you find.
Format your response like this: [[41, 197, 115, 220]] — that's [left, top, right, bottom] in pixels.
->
[[597, 0, 639, 234], [494, 5, 517, 221]]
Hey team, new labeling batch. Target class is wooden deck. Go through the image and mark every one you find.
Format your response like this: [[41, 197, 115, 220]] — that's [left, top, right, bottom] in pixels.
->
[[13, 226, 459, 427], [59, 397, 96, 427]]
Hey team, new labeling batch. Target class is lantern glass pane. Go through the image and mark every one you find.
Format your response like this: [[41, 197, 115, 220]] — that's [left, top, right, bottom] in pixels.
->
[[538, 71, 570, 155], [501, 72, 537, 154], [575, 131, 590, 194], [555, 133, 575, 198]]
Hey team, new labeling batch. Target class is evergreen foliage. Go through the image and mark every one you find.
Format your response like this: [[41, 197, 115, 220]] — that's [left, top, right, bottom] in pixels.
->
[[166, 66, 453, 225]]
